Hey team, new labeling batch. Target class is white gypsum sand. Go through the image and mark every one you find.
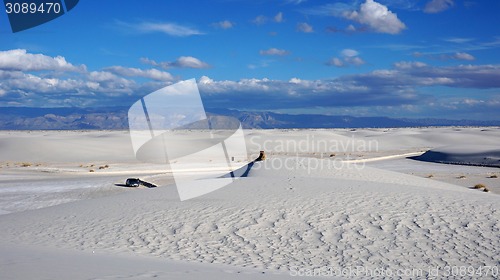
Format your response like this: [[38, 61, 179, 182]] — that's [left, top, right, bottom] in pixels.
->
[[0, 127, 499, 279]]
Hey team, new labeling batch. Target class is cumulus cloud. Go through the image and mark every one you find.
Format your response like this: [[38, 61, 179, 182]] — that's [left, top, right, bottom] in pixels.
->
[[296, 22, 314, 33], [1, 50, 499, 119], [0, 49, 181, 107], [343, 0, 406, 34], [0, 50, 137, 106], [357, 62, 500, 89], [212, 20, 234, 29], [196, 63, 500, 112], [424, 0, 454, 13], [141, 56, 210, 69], [2, 72, 80, 93], [0, 68, 139, 107], [88, 70, 128, 83], [327, 49, 366, 67], [0, 49, 85, 72], [197, 75, 413, 110], [259, 48, 290, 56], [104, 66, 174, 81]]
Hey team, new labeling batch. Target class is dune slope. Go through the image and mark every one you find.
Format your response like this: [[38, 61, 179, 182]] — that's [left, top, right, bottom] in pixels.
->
[[1, 157, 498, 278]]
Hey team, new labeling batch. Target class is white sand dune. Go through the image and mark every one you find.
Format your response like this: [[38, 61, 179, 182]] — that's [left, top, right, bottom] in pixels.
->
[[0, 130, 136, 163], [1, 244, 296, 280], [1, 128, 499, 279]]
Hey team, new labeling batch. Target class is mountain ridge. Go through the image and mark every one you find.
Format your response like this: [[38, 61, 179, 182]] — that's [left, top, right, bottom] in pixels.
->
[[1, 107, 499, 130]]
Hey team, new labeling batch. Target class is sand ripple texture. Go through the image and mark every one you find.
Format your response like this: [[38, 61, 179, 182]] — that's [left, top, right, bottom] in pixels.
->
[[1, 157, 499, 277]]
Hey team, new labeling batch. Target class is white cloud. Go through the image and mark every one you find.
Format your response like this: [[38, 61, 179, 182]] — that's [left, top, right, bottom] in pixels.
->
[[348, 56, 366, 66], [353, 63, 500, 89], [1, 49, 499, 120], [212, 20, 234, 29], [195, 64, 500, 113], [135, 22, 204, 37], [88, 70, 125, 82], [274, 12, 284, 23], [252, 15, 267, 25], [253, 13, 284, 25], [105, 66, 174, 81], [452, 52, 475, 61], [196, 76, 394, 110], [346, 24, 357, 32], [175, 56, 211, 68], [341, 49, 359, 57], [443, 37, 474, 44], [0, 68, 140, 107], [142, 56, 210, 69], [412, 52, 475, 61], [344, 0, 406, 34], [327, 49, 366, 67], [0, 49, 84, 72], [424, 0, 454, 13], [326, 57, 345, 67], [199, 76, 214, 85], [296, 22, 314, 33], [0, 49, 181, 107], [394, 61, 427, 69], [259, 48, 290, 56], [5, 74, 81, 93]]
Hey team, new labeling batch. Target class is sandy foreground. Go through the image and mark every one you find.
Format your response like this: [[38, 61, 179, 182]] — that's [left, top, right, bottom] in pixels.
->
[[0, 128, 499, 279]]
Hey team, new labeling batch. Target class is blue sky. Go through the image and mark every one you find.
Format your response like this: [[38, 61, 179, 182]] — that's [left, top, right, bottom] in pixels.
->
[[0, 0, 499, 120]]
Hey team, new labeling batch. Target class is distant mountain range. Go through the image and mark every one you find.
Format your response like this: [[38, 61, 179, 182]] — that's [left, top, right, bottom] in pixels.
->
[[0, 107, 129, 130], [0, 107, 499, 130]]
